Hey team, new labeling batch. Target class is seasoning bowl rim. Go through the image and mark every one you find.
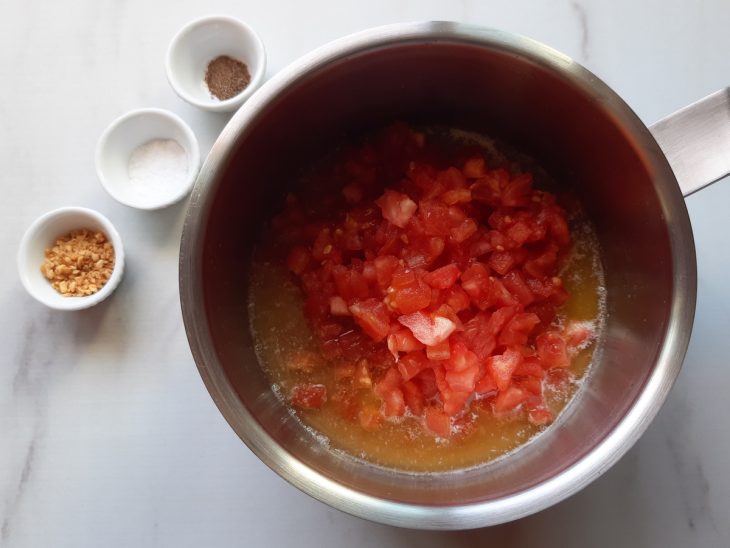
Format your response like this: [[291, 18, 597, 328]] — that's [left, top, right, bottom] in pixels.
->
[[17, 206, 125, 311], [95, 107, 201, 210], [165, 14, 267, 113]]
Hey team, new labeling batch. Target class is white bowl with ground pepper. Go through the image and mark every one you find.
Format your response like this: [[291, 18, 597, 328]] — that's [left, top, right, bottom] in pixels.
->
[[166, 15, 266, 112], [17, 207, 124, 311]]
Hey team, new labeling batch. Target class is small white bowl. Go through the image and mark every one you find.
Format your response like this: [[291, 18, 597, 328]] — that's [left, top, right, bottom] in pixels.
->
[[166, 15, 266, 112], [96, 108, 200, 210], [18, 207, 125, 311]]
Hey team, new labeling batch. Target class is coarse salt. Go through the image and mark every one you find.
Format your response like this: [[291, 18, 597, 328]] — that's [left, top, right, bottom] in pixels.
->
[[127, 139, 188, 201]]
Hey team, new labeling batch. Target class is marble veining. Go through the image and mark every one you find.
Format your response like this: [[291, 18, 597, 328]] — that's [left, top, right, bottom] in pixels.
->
[[2, 0, 730, 546]]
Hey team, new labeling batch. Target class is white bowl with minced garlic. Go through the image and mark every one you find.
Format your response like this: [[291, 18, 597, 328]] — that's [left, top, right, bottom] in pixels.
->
[[17, 207, 125, 311]]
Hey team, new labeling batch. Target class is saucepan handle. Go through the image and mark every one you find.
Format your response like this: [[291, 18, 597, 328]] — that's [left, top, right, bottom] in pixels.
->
[[650, 88, 730, 197]]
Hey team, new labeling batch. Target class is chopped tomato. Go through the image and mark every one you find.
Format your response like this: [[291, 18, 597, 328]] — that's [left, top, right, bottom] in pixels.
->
[[536, 331, 570, 368], [423, 263, 461, 289], [402, 381, 426, 415], [329, 295, 351, 316], [349, 299, 391, 342], [271, 124, 581, 438], [493, 385, 528, 413], [386, 269, 432, 314], [290, 384, 327, 409], [425, 406, 452, 437], [397, 351, 429, 381], [498, 312, 541, 346], [387, 329, 425, 359], [426, 340, 451, 361], [376, 189, 417, 228], [398, 311, 457, 346], [486, 348, 523, 391]]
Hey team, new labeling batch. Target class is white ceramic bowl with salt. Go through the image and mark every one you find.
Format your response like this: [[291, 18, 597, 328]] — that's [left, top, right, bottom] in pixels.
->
[[95, 108, 200, 210]]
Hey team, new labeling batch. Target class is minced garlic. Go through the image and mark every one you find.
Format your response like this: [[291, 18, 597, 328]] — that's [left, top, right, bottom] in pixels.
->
[[41, 229, 114, 297]]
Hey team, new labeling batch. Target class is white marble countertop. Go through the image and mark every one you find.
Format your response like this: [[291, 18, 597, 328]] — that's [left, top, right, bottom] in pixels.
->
[[2, 1, 729, 546]]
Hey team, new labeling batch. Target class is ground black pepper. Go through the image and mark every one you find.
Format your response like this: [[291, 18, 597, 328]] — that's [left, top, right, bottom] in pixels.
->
[[204, 55, 251, 100]]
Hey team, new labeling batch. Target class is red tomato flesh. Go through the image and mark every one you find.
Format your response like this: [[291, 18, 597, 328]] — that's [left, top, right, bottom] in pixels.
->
[[273, 124, 579, 437]]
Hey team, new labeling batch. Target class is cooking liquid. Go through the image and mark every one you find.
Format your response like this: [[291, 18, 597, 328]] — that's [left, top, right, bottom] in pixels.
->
[[248, 130, 606, 472]]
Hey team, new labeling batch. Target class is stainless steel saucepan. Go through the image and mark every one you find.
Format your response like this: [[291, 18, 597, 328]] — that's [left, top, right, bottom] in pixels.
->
[[179, 22, 730, 529]]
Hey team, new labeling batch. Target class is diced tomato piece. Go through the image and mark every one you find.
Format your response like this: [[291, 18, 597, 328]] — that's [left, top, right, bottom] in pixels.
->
[[524, 244, 559, 279], [447, 342, 479, 372], [493, 385, 528, 413], [373, 255, 400, 288], [498, 312, 541, 346], [387, 329, 425, 359], [502, 173, 533, 207], [413, 368, 438, 399], [519, 376, 543, 396], [543, 208, 570, 247], [287, 246, 311, 275], [376, 190, 417, 228], [423, 263, 461, 289], [382, 388, 406, 417], [486, 348, 523, 391], [536, 331, 570, 368], [398, 310, 457, 346], [329, 295, 351, 316], [446, 365, 479, 392], [426, 340, 451, 361], [442, 389, 471, 416], [463, 156, 487, 178], [290, 384, 327, 409], [502, 270, 535, 306], [425, 406, 452, 437], [506, 221, 533, 246], [386, 269, 432, 314], [441, 188, 472, 205], [475, 371, 498, 395], [402, 380, 426, 415], [397, 351, 429, 381], [565, 321, 595, 350], [373, 367, 402, 396], [451, 218, 478, 243], [418, 200, 456, 236], [513, 356, 546, 379], [488, 250, 517, 275], [459, 312, 496, 360], [461, 262, 490, 300], [442, 285, 470, 314], [349, 299, 391, 342], [332, 265, 370, 301]]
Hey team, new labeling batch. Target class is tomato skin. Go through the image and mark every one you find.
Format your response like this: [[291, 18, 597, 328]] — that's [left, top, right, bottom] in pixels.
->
[[349, 299, 391, 342], [290, 384, 327, 409]]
